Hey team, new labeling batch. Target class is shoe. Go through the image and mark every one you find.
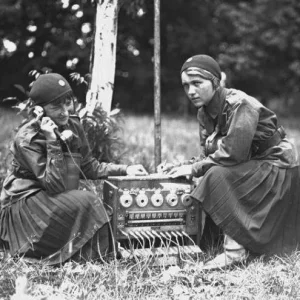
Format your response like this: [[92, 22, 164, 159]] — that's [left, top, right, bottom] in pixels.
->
[[202, 249, 247, 271]]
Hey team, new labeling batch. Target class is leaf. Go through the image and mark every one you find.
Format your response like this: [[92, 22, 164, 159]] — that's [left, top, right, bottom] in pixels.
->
[[109, 108, 121, 116], [2, 97, 17, 102], [13, 84, 26, 94]]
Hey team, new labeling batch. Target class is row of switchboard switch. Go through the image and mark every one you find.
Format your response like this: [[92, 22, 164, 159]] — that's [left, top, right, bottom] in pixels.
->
[[119, 189, 193, 208]]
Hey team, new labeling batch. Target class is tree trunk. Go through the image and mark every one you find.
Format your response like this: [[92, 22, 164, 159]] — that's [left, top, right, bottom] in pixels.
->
[[86, 0, 119, 114]]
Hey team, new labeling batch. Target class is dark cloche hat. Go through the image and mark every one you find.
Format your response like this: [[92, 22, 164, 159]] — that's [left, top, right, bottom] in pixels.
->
[[180, 54, 222, 80], [29, 73, 72, 105]]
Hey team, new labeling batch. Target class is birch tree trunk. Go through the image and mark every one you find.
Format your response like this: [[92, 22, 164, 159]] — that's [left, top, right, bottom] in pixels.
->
[[86, 0, 119, 114]]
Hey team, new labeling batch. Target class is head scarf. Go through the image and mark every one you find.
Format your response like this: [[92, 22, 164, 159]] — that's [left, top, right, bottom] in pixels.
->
[[181, 54, 222, 89], [29, 73, 73, 106]]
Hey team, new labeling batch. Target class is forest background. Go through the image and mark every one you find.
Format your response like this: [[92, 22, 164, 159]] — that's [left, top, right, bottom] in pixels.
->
[[1, 0, 300, 117]]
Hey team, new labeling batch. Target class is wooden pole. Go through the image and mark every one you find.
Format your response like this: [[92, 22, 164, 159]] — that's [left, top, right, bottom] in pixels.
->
[[154, 0, 161, 169]]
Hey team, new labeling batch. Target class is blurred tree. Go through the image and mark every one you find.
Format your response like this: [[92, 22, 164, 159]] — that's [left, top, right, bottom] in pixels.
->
[[116, 0, 300, 115], [216, 0, 300, 113], [0, 0, 93, 103], [0, 0, 300, 115]]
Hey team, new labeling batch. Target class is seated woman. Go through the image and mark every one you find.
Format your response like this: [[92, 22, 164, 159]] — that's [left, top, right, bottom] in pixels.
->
[[0, 73, 147, 265], [160, 54, 300, 269]]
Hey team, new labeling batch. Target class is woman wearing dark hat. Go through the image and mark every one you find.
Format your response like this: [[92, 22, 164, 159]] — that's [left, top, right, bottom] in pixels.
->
[[0, 73, 147, 265], [159, 54, 300, 269]]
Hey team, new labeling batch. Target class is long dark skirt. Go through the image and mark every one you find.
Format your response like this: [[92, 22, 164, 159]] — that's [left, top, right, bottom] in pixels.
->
[[191, 161, 300, 256], [0, 189, 111, 265]]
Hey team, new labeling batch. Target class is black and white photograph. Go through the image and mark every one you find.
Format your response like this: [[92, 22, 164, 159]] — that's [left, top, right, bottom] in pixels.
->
[[1, 0, 300, 299]]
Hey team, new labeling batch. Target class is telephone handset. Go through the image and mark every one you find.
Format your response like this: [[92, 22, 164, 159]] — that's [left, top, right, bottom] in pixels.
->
[[32, 106, 73, 143]]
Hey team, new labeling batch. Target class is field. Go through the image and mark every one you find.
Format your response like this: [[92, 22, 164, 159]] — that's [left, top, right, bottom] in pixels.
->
[[120, 113, 300, 172], [1, 108, 300, 300]]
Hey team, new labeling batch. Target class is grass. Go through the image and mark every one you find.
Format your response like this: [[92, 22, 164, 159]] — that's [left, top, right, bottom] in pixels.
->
[[120, 113, 201, 173], [1, 108, 300, 300], [120, 112, 300, 173]]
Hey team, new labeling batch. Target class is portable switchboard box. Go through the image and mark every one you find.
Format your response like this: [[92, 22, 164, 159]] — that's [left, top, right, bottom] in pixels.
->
[[103, 175, 202, 260]]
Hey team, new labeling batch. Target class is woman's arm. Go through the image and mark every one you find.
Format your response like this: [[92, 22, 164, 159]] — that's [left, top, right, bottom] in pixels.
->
[[17, 138, 67, 194], [77, 122, 128, 179], [191, 100, 259, 177]]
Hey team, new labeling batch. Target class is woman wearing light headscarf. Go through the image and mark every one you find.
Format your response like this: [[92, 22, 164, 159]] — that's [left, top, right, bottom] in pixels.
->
[[160, 54, 300, 269]]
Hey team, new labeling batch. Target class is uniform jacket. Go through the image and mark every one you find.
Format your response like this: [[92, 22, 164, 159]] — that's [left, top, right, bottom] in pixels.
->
[[0, 116, 128, 208], [190, 87, 299, 177]]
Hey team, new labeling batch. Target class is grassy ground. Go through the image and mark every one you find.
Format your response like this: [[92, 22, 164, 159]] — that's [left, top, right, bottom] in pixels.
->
[[120, 113, 300, 173], [1, 108, 300, 300], [120, 113, 202, 173]]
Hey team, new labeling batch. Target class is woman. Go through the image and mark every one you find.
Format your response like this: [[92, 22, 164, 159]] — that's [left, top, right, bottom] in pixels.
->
[[0, 73, 147, 265], [160, 54, 300, 269]]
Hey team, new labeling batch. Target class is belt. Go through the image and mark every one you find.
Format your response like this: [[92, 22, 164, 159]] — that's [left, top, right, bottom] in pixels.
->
[[252, 126, 286, 155]]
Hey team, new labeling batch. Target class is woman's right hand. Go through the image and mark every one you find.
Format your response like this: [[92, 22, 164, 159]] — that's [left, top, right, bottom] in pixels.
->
[[40, 117, 58, 141], [166, 165, 193, 178], [157, 162, 176, 174]]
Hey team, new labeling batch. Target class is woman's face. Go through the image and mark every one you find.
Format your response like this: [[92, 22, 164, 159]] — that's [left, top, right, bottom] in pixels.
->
[[181, 71, 215, 108], [43, 98, 74, 126]]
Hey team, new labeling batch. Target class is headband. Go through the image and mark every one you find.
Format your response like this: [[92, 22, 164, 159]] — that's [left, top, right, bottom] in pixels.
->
[[180, 54, 222, 80]]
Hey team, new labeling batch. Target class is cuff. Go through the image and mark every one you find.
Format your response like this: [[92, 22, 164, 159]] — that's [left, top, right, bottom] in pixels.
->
[[191, 161, 204, 177], [109, 164, 128, 176], [121, 164, 128, 175]]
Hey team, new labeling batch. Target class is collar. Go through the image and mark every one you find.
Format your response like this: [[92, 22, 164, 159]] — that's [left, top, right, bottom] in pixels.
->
[[205, 87, 227, 119]]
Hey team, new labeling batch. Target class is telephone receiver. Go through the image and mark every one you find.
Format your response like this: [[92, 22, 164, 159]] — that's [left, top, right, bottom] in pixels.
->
[[32, 106, 73, 143]]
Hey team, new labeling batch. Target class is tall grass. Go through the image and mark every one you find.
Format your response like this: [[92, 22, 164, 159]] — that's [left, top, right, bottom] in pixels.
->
[[120, 113, 200, 173], [1, 109, 300, 300], [120, 112, 300, 170]]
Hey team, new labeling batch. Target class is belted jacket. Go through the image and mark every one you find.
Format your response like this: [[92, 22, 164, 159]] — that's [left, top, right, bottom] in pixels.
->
[[0, 115, 128, 208], [189, 87, 299, 177]]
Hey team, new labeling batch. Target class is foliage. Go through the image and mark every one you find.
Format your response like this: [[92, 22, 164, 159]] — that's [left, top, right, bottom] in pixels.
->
[[1, 0, 300, 115], [70, 71, 125, 163], [81, 106, 125, 163], [215, 0, 300, 111], [0, 108, 23, 185]]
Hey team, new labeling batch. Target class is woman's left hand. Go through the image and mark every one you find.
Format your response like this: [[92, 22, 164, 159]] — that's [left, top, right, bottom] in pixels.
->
[[167, 165, 193, 178], [126, 164, 148, 176]]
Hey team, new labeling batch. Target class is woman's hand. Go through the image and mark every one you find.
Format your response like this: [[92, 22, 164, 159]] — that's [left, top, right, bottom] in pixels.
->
[[126, 164, 148, 176], [40, 117, 58, 141], [156, 162, 176, 174], [167, 165, 193, 178]]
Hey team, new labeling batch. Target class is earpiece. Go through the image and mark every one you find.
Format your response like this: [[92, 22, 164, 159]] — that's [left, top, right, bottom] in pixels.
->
[[32, 106, 44, 120], [58, 130, 73, 142], [32, 105, 73, 143]]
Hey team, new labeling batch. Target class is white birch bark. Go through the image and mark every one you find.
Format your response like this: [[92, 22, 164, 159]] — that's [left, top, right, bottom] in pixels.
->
[[86, 0, 119, 114]]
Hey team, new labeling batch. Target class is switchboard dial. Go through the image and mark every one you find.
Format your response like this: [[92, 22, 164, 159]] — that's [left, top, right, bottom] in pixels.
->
[[181, 194, 192, 206], [136, 190, 149, 207], [151, 190, 164, 207], [166, 192, 178, 207], [120, 190, 133, 207]]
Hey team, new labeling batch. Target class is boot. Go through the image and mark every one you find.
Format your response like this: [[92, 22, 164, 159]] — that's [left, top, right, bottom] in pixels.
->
[[203, 234, 247, 270]]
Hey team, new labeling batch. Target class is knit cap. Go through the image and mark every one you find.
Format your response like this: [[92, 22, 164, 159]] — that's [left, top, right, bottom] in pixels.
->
[[29, 73, 73, 105], [180, 55, 222, 80]]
